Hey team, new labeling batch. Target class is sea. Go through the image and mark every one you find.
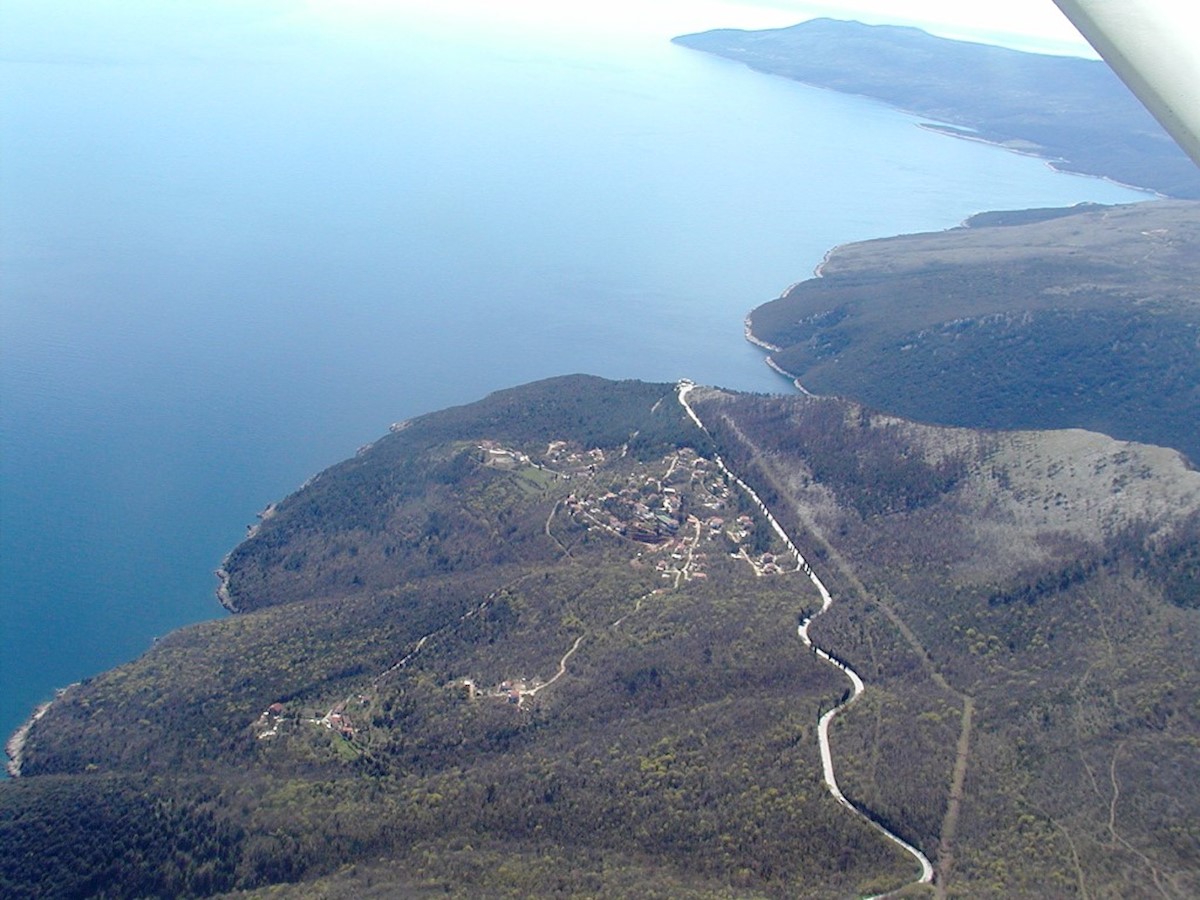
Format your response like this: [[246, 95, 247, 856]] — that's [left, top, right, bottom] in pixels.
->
[[0, 1, 1153, 749]]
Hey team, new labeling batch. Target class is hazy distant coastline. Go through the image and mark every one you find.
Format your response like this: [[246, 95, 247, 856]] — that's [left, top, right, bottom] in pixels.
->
[[673, 18, 1200, 198], [916, 123, 1169, 198]]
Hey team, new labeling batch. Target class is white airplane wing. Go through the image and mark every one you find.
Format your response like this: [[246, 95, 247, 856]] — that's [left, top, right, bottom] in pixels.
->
[[1053, 0, 1200, 167]]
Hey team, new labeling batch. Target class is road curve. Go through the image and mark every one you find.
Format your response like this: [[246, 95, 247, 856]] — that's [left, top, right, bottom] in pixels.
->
[[677, 381, 934, 896]]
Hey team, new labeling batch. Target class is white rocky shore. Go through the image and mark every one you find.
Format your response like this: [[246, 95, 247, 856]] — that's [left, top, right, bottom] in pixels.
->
[[742, 314, 781, 353], [215, 565, 237, 612], [5, 684, 76, 778], [214, 502, 278, 613], [743, 314, 814, 397]]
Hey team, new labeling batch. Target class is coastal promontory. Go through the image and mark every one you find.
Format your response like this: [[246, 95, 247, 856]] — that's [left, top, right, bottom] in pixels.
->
[[748, 199, 1200, 465], [4, 375, 1198, 897]]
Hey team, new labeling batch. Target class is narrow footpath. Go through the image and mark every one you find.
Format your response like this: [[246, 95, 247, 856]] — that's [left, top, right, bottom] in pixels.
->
[[677, 381, 934, 896]]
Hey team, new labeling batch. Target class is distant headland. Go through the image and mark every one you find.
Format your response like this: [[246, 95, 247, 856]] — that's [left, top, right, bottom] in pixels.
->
[[673, 18, 1200, 198]]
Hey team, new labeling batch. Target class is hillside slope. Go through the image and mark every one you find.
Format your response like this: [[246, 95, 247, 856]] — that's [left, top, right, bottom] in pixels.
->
[[690, 385, 1200, 896], [5, 377, 1198, 897]]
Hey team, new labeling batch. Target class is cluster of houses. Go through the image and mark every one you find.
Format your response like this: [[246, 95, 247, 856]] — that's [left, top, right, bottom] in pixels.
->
[[479, 440, 537, 470], [253, 702, 289, 740], [545, 440, 605, 469], [453, 676, 540, 707], [555, 446, 783, 580], [254, 698, 361, 742], [652, 546, 708, 581], [560, 448, 712, 544], [250, 441, 796, 749]]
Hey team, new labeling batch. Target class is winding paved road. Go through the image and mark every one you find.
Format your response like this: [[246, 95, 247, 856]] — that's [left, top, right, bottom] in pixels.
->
[[678, 381, 934, 896]]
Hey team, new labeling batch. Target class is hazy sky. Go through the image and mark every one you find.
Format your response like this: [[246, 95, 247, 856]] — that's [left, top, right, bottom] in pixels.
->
[[0, 0, 1098, 63], [305, 0, 1096, 55]]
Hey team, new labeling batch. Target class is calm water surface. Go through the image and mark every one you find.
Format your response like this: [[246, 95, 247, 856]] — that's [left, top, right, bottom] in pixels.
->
[[0, 3, 1152, 743]]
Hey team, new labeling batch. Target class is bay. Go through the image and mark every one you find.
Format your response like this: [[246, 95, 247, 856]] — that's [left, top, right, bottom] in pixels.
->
[[0, 2, 1152, 747]]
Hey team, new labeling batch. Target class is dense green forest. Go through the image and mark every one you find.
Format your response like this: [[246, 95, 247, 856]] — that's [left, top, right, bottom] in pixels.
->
[[673, 19, 1200, 198], [749, 200, 1200, 465], [4, 377, 1197, 897]]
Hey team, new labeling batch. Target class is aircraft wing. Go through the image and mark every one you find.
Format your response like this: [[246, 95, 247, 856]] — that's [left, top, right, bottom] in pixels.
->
[[1052, 0, 1200, 168]]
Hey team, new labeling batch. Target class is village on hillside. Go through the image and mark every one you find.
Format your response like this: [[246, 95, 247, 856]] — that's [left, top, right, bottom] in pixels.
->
[[255, 436, 790, 740]]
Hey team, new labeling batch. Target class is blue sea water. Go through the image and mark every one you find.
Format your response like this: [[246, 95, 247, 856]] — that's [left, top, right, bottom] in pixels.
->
[[0, 2, 1152, 748]]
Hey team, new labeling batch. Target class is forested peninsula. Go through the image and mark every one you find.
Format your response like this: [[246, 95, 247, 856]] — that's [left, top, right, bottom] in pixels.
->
[[4, 374, 1198, 898], [747, 199, 1200, 466], [673, 18, 1200, 198]]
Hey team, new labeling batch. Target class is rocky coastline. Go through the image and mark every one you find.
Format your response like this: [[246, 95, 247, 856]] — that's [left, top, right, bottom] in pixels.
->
[[215, 565, 237, 613], [744, 289, 816, 396], [5, 684, 75, 778], [762, 355, 812, 396], [215, 503, 277, 613], [742, 314, 781, 353], [916, 123, 1168, 198]]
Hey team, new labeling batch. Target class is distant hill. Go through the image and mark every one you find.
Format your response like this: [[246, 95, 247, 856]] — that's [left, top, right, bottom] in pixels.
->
[[748, 199, 1200, 465], [673, 18, 1200, 198], [6, 376, 1198, 897]]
